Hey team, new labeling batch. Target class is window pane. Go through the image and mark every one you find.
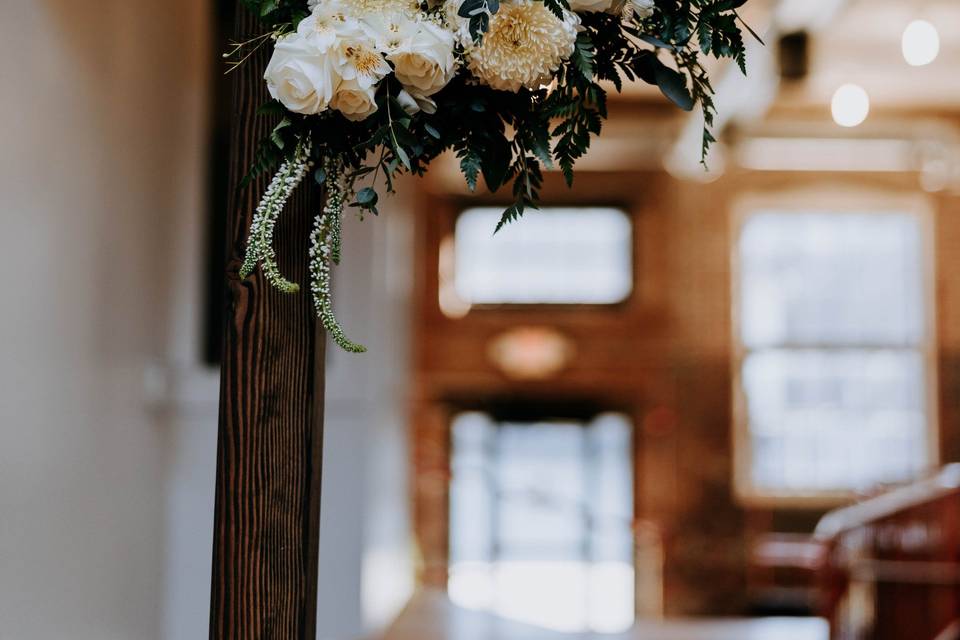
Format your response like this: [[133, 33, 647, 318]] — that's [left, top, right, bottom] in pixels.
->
[[497, 423, 586, 560], [740, 212, 925, 348], [449, 412, 496, 565], [454, 207, 633, 305], [586, 415, 634, 564], [744, 349, 928, 492], [737, 210, 932, 496], [448, 413, 634, 633]]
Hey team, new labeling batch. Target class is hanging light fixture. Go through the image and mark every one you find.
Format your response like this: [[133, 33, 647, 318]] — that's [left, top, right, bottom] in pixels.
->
[[831, 84, 870, 128], [902, 20, 940, 67]]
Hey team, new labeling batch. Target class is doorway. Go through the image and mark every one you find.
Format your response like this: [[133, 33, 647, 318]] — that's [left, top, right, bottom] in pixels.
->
[[447, 411, 635, 633]]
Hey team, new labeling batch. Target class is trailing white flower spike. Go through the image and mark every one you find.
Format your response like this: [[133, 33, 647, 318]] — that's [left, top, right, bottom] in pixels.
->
[[239, 139, 314, 293], [308, 158, 367, 353], [240, 143, 364, 352]]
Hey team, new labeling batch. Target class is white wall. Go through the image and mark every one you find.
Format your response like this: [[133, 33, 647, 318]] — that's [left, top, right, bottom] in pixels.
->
[[1, 2, 413, 639], [319, 196, 417, 639], [0, 1, 209, 639]]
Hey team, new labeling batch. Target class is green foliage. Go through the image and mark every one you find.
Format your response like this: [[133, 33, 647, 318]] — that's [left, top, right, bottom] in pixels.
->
[[232, 0, 756, 351], [646, 0, 759, 163], [542, 0, 571, 21], [238, 0, 755, 230], [458, 0, 500, 42]]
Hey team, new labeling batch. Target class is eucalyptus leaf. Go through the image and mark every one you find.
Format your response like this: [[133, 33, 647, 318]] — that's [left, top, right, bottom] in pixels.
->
[[355, 187, 378, 206]]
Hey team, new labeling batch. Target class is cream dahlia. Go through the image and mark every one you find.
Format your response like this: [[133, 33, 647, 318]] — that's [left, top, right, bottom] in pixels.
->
[[463, 0, 579, 92]]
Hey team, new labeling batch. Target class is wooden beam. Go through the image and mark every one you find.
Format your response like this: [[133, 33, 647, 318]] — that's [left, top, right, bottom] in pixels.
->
[[210, 3, 327, 638]]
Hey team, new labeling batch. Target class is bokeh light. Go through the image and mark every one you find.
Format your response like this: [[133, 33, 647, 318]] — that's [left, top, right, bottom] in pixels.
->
[[831, 84, 870, 128], [902, 20, 940, 67]]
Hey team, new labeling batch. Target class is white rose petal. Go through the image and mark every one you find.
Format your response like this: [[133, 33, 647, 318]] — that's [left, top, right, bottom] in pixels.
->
[[264, 36, 340, 115]]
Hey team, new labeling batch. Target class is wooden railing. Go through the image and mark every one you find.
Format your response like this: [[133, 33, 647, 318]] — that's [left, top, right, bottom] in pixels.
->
[[814, 465, 960, 640]]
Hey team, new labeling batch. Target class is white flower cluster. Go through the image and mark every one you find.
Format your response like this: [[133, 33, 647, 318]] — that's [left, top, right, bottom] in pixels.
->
[[439, 0, 656, 93], [253, 0, 665, 352], [265, 0, 458, 120], [308, 156, 366, 353], [267, 0, 660, 115], [448, 0, 580, 92], [239, 140, 314, 293]]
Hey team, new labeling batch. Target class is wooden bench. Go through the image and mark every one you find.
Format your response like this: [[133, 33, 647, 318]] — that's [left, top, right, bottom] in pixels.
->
[[815, 465, 960, 640]]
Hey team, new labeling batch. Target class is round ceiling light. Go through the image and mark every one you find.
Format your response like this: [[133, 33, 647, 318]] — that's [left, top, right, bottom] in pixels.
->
[[902, 20, 940, 67], [831, 84, 870, 128]]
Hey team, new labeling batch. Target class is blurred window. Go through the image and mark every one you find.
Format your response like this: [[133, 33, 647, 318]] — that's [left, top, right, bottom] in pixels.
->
[[451, 207, 633, 305], [448, 412, 634, 633], [736, 211, 935, 499]]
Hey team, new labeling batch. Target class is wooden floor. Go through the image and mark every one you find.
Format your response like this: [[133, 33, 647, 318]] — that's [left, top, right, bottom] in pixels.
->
[[379, 592, 829, 640]]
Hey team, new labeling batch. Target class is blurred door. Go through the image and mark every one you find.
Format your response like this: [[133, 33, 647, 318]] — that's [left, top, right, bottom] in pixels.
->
[[448, 412, 635, 633]]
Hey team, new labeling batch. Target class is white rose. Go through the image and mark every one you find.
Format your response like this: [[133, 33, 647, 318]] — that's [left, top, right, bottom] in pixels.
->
[[331, 78, 379, 121], [264, 36, 339, 115], [567, 0, 616, 12], [388, 21, 457, 97]]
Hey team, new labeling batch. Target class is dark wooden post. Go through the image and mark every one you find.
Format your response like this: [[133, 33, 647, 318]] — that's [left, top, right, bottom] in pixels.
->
[[210, 3, 327, 638]]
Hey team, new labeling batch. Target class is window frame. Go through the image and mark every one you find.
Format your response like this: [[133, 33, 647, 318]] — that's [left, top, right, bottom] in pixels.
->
[[730, 188, 940, 508]]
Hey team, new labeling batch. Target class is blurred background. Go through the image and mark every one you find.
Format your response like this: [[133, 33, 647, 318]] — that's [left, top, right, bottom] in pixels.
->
[[3, 0, 960, 639]]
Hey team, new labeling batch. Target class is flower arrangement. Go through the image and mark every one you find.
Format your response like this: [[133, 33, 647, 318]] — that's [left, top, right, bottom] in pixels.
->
[[231, 0, 755, 351]]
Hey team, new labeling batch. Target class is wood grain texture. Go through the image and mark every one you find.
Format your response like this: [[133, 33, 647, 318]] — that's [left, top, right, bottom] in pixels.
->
[[210, 4, 326, 638]]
